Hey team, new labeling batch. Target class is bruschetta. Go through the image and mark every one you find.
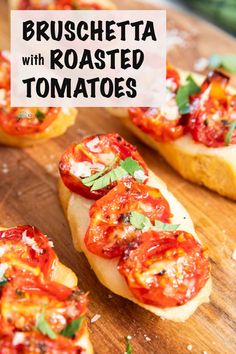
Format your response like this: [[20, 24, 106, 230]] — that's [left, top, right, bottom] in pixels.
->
[[106, 66, 236, 200], [0, 225, 93, 353], [0, 50, 77, 147], [10, 0, 116, 10], [58, 133, 211, 322]]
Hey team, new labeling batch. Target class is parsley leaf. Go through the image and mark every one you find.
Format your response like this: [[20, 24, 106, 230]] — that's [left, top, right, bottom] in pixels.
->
[[35, 110, 46, 122], [130, 211, 152, 230], [90, 167, 128, 191], [60, 316, 84, 338], [130, 211, 180, 232], [154, 220, 180, 231], [82, 166, 110, 187], [120, 157, 144, 179], [0, 275, 8, 287], [82, 157, 145, 191], [225, 121, 236, 146], [125, 336, 132, 354], [36, 309, 57, 339], [209, 54, 236, 73], [176, 75, 200, 114]]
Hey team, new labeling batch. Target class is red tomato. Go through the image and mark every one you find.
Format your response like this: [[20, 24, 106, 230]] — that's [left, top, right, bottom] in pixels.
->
[[0, 107, 60, 136], [18, 0, 103, 10], [0, 225, 56, 278], [85, 180, 171, 258], [0, 273, 87, 338], [188, 71, 236, 147], [118, 230, 210, 307], [59, 133, 148, 199], [0, 333, 85, 354], [0, 51, 10, 91], [128, 65, 184, 143]]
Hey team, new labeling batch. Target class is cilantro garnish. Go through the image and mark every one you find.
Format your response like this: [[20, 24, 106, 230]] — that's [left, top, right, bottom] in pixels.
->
[[0, 275, 8, 287], [129, 211, 180, 232], [60, 316, 84, 338], [209, 54, 236, 73], [225, 121, 236, 146], [35, 110, 46, 122], [125, 336, 132, 354], [36, 309, 57, 339], [82, 157, 145, 191], [176, 75, 200, 114]]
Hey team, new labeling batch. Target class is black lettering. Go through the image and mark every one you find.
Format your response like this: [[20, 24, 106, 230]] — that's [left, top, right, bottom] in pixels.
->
[[22, 77, 35, 97], [142, 21, 157, 41], [126, 78, 137, 98], [36, 78, 49, 97], [23, 20, 34, 41], [50, 49, 63, 69]]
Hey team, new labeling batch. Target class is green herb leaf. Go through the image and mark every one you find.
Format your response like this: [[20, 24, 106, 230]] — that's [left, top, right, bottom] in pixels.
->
[[176, 75, 200, 114], [0, 275, 8, 287], [35, 110, 46, 122], [154, 220, 180, 231], [60, 316, 84, 338], [209, 54, 236, 73], [36, 309, 57, 340], [120, 157, 144, 180], [130, 211, 152, 230], [90, 166, 128, 191], [82, 166, 110, 186], [125, 336, 132, 354], [225, 121, 236, 146]]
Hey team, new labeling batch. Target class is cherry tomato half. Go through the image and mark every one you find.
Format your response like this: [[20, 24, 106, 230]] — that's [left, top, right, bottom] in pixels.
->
[[0, 225, 56, 278], [188, 71, 236, 147], [118, 230, 210, 308], [128, 65, 184, 143], [85, 180, 171, 258], [59, 133, 148, 199]]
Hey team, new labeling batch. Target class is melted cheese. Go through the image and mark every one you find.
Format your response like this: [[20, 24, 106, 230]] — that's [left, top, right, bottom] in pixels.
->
[[60, 168, 212, 322]]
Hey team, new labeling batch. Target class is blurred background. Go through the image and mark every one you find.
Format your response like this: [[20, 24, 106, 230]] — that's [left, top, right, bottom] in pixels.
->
[[151, 0, 236, 36]]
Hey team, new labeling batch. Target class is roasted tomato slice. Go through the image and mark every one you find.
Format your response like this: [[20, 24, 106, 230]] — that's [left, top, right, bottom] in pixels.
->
[[0, 272, 87, 339], [188, 71, 236, 147], [0, 107, 60, 136], [0, 332, 85, 354], [18, 0, 104, 10], [128, 65, 184, 142], [59, 133, 148, 199], [0, 225, 56, 278], [0, 51, 10, 91], [85, 180, 171, 258], [118, 230, 210, 308]]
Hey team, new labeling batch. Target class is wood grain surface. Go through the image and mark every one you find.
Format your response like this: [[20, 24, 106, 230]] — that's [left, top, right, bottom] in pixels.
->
[[0, 0, 236, 353]]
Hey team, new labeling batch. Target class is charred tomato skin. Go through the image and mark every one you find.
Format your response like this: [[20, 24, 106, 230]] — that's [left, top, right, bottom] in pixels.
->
[[84, 180, 171, 259], [187, 71, 236, 147], [128, 65, 184, 143], [0, 225, 56, 278], [118, 230, 210, 308]]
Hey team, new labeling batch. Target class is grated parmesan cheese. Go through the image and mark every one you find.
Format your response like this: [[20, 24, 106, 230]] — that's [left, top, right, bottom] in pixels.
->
[[22, 230, 42, 254], [232, 249, 236, 261], [187, 344, 193, 351], [12, 332, 25, 346], [91, 314, 101, 323]]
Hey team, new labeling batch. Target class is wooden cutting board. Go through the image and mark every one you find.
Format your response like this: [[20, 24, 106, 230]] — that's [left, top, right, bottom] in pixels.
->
[[0, 0, 236, 353]]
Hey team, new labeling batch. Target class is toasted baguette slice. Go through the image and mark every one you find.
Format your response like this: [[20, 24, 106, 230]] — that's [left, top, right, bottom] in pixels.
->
[[59, 169, 212, 322], [0, 226, 93, 353], [106, 71, 236, 200], [10, 0, 116, 9], [0, 108, 77, 148]]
